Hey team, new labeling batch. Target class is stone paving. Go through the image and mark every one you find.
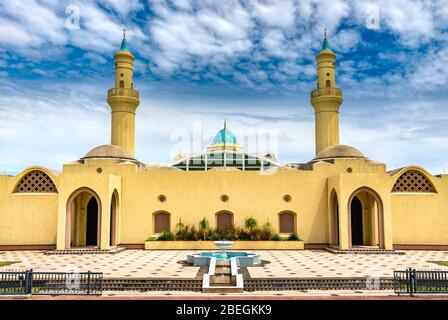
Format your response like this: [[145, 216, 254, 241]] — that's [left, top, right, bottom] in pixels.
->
[[248, 250, 448, 278], [1, 249, 448, 279]]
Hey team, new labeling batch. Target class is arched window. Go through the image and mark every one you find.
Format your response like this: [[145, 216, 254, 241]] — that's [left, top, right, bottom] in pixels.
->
[[326, 80, 331, 88], [392, 170, 436, 193], [119, 80, 124, 88], [154, 211, 170, 233], [279, 211, 296, 234], [216, 211, 233, 230], [14, 170, 57, 193]]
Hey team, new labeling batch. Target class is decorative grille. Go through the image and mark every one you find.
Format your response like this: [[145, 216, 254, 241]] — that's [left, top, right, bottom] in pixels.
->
[[279, 212, 295, 233], [154, 212, 170, 233], [14, 170, 57, 193], [392, 170, 435, 193], [217, 212, 233, 230]]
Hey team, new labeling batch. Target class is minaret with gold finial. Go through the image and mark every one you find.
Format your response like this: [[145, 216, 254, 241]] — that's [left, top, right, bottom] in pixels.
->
[[310, 29, 343, 155], [107, 28, 140, 157]]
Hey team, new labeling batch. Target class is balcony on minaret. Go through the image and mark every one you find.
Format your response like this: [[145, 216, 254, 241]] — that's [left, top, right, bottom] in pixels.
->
[[108, 88, 140, 100], [311, 87, 343, 99]]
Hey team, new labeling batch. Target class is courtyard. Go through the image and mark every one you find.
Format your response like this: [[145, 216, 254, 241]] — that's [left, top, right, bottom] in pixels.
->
[[1, 249, 448, 280]]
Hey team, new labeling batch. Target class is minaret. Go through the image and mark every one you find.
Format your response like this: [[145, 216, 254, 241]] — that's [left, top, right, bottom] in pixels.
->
[[107, 29, 140, 157], [310, 29, 343, 155]]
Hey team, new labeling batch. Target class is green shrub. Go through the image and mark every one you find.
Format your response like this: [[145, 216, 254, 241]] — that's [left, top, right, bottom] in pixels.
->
[[271, 234, 281, 241], [288, 233, 300, 241], [158, 231, 175, 241], [260, 221, 272, 240], [198, 218, 210, 240]]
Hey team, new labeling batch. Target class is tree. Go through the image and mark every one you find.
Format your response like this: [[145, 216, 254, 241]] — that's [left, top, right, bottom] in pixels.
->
[[244, 216, 258, 232], [198, 218, 210, 240]]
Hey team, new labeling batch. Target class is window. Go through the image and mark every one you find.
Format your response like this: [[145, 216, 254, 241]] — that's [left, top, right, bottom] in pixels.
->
[[279, 211, 295, 233], [326, 80, 331, 88], [154, 212, 170, 233], [119, 80, 124, 88], [392, 170, 436, 193], [216, 212, 233, 230], [14, 170, 57, 193]]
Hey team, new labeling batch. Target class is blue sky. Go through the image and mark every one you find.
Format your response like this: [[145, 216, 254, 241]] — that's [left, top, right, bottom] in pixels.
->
[[0, 0, 448, 174]]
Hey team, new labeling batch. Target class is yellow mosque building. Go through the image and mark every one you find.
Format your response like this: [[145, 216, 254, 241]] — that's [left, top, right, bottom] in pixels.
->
[[1, 35, 447, 252]]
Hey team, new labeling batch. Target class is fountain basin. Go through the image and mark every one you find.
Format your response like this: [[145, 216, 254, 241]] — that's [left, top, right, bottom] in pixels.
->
[[187, 251, 261, 266]]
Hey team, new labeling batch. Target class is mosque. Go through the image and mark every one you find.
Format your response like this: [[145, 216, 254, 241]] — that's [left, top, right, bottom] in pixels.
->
[[1, 34, 447, 252]]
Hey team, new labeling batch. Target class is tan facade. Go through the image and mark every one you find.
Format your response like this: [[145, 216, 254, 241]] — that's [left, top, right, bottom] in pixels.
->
[[1, 36, 448, 251]]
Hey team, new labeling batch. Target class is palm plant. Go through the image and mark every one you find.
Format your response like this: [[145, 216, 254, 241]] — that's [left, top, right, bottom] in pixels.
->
[[198, 218, 210, 240], [244, 216, 258, 232]]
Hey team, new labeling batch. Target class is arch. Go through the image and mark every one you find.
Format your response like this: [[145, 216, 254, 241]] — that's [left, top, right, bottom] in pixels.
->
[[330, 189, 339, 245], [65, 187, 102, 249], [153, 211, 170, 234], [110, 190, 119, 246], [13, 167, 58, 193], [216, 211, 234, 230], [326, 79, 331, 88], [278, 211, 296, 234], [347, 187, 385, 249], [391, 167, 437, 193]]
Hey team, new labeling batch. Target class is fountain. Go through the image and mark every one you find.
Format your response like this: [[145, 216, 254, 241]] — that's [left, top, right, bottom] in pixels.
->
[[213, 241, 233, 260]]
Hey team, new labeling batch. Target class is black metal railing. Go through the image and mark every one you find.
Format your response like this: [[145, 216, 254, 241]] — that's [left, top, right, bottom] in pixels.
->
[[0, 269, 102, 296], [394, 268, 448, 295]]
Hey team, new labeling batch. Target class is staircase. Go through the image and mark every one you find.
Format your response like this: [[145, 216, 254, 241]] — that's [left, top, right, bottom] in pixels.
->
[[324, 246, 404, 255], [45, 246, 126, 255]]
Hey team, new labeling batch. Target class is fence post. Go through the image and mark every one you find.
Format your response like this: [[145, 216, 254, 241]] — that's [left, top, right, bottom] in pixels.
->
[[87, 271, 91, 295], [412, 269, 417, 295], [25, 269, 33, 295]]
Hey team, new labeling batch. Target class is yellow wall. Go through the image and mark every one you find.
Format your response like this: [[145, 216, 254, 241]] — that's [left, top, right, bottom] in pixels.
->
[[1, 159, 448, 249], [0, 168, 59, 245]]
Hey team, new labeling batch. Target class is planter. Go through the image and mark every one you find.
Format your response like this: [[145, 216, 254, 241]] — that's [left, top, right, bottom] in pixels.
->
[[144, 240, 304, 250]]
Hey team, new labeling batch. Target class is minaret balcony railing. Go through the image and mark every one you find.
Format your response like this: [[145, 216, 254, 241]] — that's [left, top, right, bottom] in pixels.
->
[[108, 88, 140, 99], [311, 87, 342, 99]]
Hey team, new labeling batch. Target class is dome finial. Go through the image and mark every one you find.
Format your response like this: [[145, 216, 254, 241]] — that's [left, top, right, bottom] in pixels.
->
[[321, 27, 331, 51], [120, 27, 129, 51], [224, 119, 227, 130]]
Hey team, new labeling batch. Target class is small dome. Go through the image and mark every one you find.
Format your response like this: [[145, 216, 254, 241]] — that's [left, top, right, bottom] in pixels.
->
[[212, 128, 237, 145], [315, 145, 366, 160], [82, 145, 134, 160]]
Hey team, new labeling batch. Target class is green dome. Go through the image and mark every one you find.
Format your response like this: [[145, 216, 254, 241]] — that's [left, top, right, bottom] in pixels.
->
[[212, 128, 237, 145], [120, 38, 129, 51], [322, 37, 330, 51]]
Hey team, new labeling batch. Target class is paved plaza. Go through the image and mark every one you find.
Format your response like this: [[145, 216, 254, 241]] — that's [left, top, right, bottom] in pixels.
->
[[1, 249, 448, 279]]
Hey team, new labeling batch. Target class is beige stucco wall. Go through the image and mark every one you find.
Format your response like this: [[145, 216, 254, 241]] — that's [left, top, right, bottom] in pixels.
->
[[1, 159, 448, 250], [0, 167, 59, 245]]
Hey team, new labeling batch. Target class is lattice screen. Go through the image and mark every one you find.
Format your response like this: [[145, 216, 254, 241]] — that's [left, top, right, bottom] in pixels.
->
[[217, 212, 233, 230], [392, 170, 435, 193], [14, 170, 57, 193], [154, 212, 170, 233], [279, 212, 295, 233]]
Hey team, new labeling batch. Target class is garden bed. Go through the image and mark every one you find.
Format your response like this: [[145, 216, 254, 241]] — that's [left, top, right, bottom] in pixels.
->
[[144, 241, 304, 250]]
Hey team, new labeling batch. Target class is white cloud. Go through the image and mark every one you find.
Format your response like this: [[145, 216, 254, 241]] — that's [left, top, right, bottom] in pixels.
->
[[98, 0, 144, 16], [251, 0, 296, 29]]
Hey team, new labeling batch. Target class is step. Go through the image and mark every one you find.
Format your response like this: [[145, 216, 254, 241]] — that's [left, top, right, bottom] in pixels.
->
[[45, 246, 126, 255], [324, 247, 404, 255]]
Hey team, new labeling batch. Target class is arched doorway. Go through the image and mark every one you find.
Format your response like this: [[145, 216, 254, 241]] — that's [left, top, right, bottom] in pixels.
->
[[278, 211, 296, 234], [86, 197, 98, 245], [350, 197, 363, 245], [331, 190, 339, 246], [348, 187, 384, 249], [216, 211, 233, 230], [66, 188, 102, 249], [110, 191, 119, 246]]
